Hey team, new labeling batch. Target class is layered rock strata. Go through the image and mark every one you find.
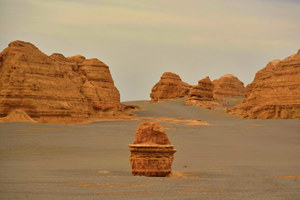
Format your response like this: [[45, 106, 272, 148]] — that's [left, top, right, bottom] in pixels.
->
[[0, 109, 36, 123], [212, 74, 245, 98], [150, 72, 192, 102], [0, 40, 129, 123], [185, 76, 221, 109], [227, 50, 300, 119], [129, 121, 176, 177]]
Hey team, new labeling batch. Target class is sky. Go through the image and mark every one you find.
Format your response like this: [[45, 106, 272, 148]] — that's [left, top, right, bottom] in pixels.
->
[[1, 0, 300, 101]]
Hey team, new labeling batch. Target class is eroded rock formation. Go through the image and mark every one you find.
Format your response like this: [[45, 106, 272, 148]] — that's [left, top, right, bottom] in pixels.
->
[[227, 50, 300, 119], [185, 76, 221, 109], [129, 121, 176, 177], [212, 74, 245, 98], [150, 72, 192, 102], [0, 109, 36, 123], [0, 40, 130, 123]]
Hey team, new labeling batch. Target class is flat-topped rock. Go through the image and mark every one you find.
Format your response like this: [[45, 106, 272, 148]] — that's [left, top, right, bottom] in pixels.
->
[[129, 122, 176, 177]]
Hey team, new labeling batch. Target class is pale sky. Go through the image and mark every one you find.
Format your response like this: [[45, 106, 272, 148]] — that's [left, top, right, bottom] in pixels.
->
[[1, 0, 300, 101]]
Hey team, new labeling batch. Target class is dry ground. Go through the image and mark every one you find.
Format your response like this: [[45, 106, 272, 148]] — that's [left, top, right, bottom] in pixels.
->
[[0, 98, 299, 199]]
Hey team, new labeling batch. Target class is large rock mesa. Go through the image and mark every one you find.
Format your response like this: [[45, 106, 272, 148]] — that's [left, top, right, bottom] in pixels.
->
[[227, 49, 300, 119], [0, 40, 129, 123]]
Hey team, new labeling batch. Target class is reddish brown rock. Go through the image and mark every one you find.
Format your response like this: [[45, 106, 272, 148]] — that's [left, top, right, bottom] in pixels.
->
[[185, 76, 221, 109], [150, 72, 192, 102], [0, 109, 36, 123], [0, 40, 131, 123], [227, 50, 300, 119], [212, 74, 245, 98], [129, 122, 176, 177]]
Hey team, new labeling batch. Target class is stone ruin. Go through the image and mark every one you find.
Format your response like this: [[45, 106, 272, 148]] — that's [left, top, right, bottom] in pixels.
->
[[129, 121, 176, 177]]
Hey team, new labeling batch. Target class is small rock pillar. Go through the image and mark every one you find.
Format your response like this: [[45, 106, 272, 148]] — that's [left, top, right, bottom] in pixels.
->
[[129, 121, 176, 177]]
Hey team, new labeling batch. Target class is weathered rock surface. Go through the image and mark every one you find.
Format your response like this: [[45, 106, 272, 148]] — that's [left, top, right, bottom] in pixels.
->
[[0, 109, 36, 123], [185, 76, 221, 109], [129, 122, 176, 177], [0, 40, 131, 123], [212, 74, 245, 98], [150, 72, 192, 102], [227, 50, 300, 119]]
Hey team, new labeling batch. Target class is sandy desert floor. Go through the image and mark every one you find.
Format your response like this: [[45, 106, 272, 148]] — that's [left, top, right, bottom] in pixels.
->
[[0, 98, 299, 200]]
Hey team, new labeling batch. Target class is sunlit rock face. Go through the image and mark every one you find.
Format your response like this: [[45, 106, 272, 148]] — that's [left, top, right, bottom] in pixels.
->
[[129, 121, 176, 177], [150, 72, 192, 103], [212, 74, 245, 99], [185, 76, 221, 109], [227, 50, 300, 119], [0, 40, 127, 123]]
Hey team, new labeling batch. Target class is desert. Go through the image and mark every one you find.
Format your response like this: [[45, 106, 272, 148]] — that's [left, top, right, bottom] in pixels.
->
[[1, 1, 300, 199], [0, 40, 299, 200], [0, 99, 299, 199], [0, 39, 299, 200]]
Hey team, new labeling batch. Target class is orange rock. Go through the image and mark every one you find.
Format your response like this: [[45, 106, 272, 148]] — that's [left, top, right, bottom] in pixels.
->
[[133, 121, 171, 145], [227, 50, 300, 119], [129, 122, 176, 177], [150, 72, 192, 102], [212, 74, 245, 98], [50, 53, 67, 62], [0, 109, 36, 123], [185, 76, 221, 109], [0, 40, 132, 123], [66, 55, 86, 63]]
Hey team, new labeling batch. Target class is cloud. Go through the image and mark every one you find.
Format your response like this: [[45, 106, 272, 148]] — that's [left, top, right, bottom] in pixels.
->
[[22, 0, 298, 49]]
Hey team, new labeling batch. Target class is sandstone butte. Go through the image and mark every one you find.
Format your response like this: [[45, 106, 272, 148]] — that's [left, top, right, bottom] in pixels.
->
[[185, 76, 221, 109], [212, 74, 245, 99], [227, 49, 300, 119], [150, 72, 192, 102], [0, 40, 136, 123], [129, 121, 176, 177]]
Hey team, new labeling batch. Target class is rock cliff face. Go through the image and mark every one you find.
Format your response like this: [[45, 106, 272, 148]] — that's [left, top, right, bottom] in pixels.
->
[[185, 76, 221, 109], [212, 74, 245, 98], [150, 72, 192, 102], [227, 50, 300, 119], [0, 40, 128, 123], [129, 122, 176, 177]]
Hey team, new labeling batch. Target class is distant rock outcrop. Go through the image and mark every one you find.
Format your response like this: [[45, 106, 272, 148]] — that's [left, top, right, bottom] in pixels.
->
[[185, 76, 221, 109], [227, 50, 300, 119], [0, 40, 132, 123], [150, 72, 192, 102], [212, 74, 245, 98], [129, 122, 176, 177]]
